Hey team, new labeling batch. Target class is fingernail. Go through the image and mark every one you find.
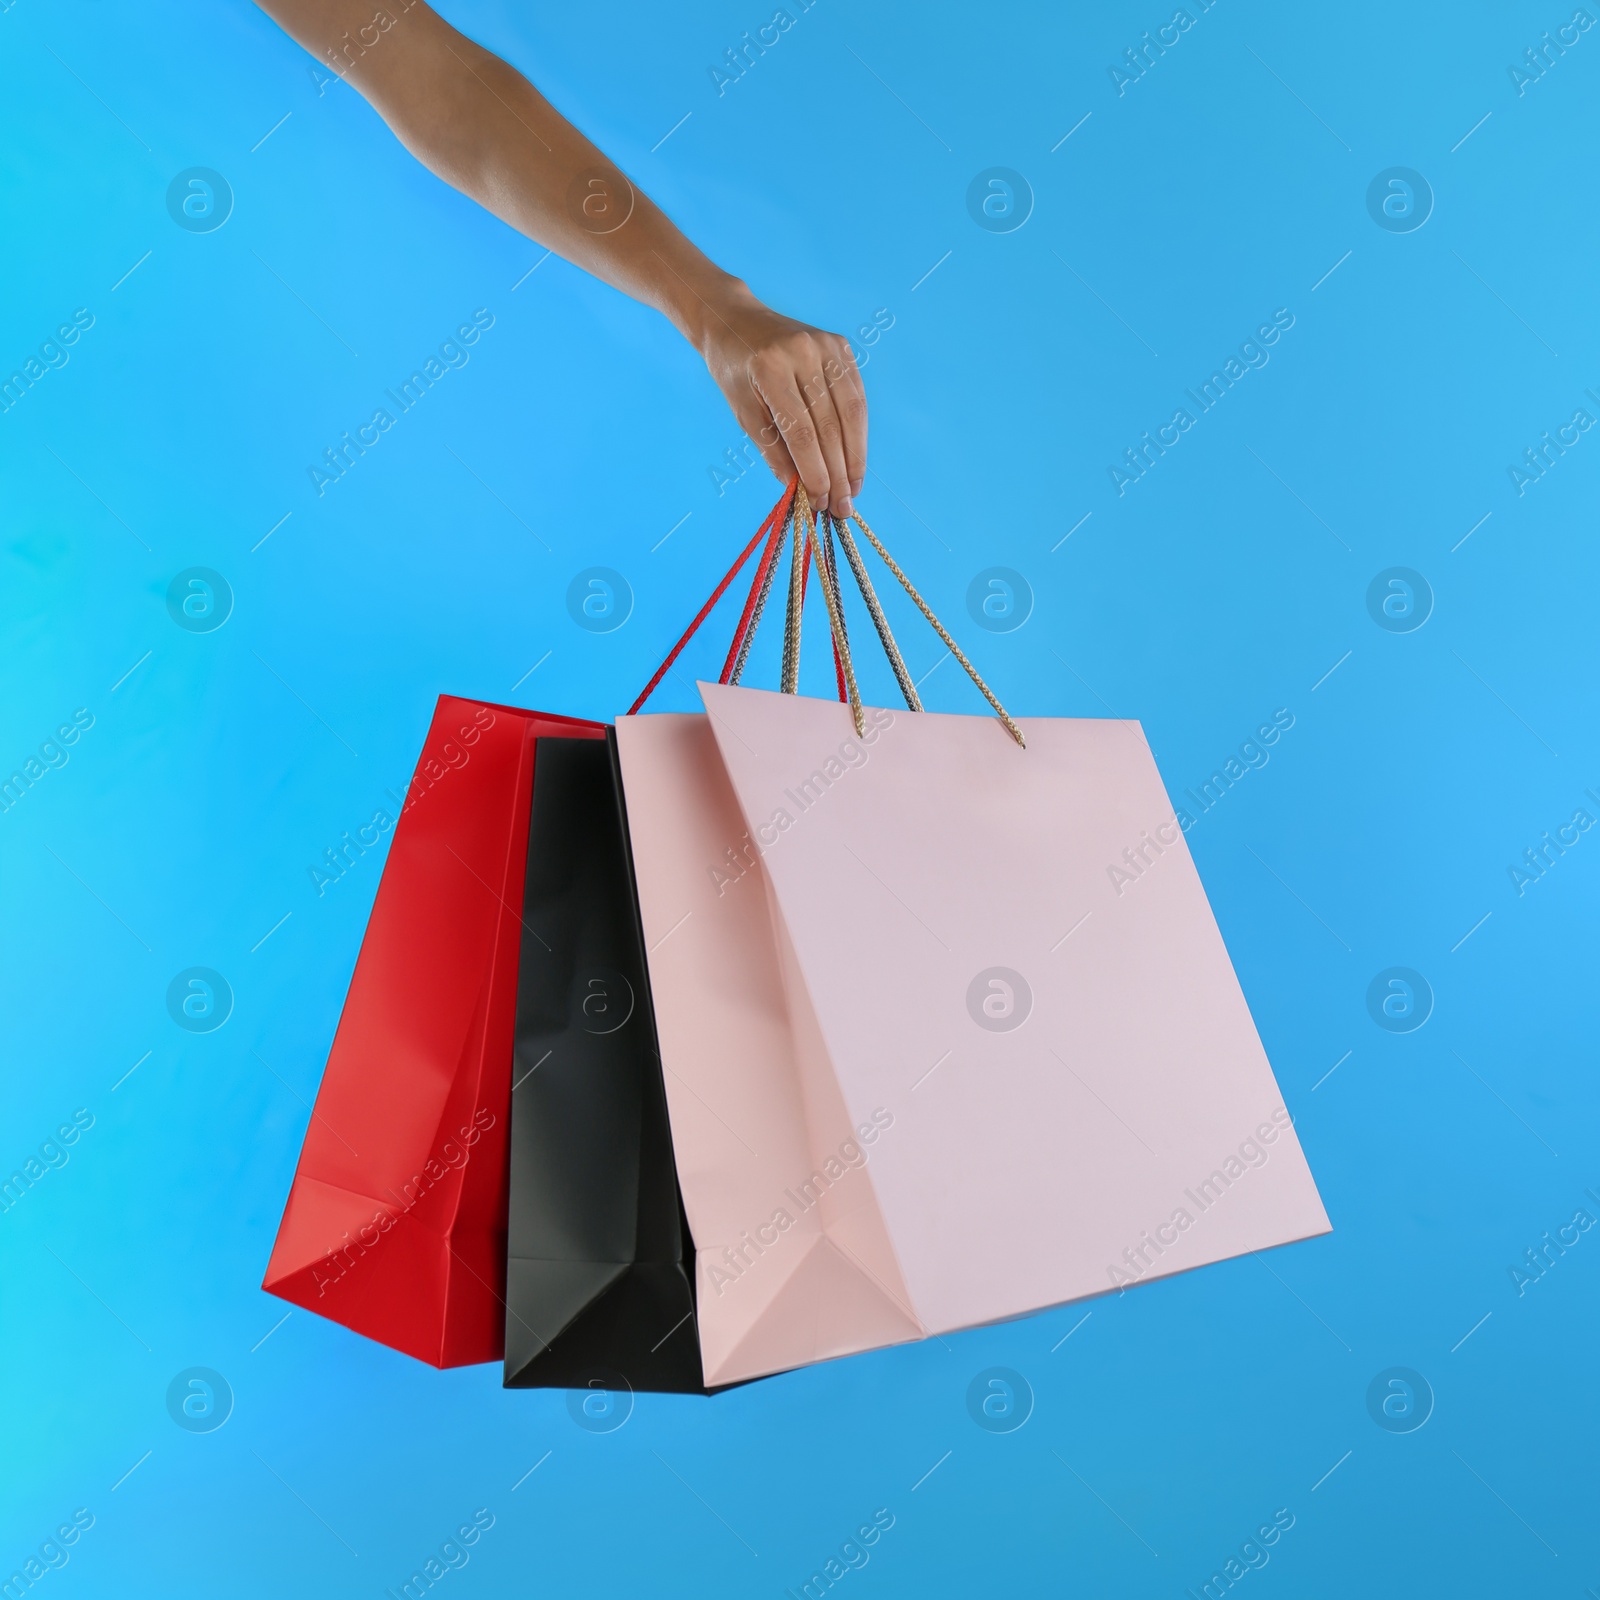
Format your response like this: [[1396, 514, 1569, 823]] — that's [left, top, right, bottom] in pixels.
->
[[850, 479, 863, 497], [837, 498, 853, 519]]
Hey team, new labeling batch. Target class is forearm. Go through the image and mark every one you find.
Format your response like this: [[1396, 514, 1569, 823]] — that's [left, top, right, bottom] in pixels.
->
[[262, 0, 745, 349], [256, 0, 867, 515]]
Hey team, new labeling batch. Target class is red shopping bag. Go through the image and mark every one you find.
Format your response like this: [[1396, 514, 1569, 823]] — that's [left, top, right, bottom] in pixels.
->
[[264, 485, 796, 1370], [262, 695, 605, 1366]]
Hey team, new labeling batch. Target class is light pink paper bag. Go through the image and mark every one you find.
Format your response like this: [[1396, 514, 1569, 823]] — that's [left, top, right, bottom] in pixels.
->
[[615, 686, 1330, 1387]]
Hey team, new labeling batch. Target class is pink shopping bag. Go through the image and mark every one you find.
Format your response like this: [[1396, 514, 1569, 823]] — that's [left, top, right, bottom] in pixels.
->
[[616, 685, 1330, 1385]]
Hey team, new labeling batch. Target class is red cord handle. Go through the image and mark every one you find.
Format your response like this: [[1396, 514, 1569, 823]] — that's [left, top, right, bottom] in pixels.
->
[[627, 484, 796, 716], [718, 482, 796, 684]]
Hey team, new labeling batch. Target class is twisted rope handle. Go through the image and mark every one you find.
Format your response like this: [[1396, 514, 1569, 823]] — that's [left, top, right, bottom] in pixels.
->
[[820, 514, 850, 704], [721, 482, 794, 685], [830, 512, 920, 713], [780, 487, 807, 695], [848, 510, 1026, 749], [793, 485, 866, 737], [630, 483, 1022, 751]]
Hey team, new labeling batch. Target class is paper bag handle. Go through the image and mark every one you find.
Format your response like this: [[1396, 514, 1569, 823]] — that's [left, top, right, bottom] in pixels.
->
[[843, 505, 1025, 748], [777, 485, 1025, 748], [630, 482, 1024, 749], [626, 484, 795, 717], [787, 484, 866, 736]]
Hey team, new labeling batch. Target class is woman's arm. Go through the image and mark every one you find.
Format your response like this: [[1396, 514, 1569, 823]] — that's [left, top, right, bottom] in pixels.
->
[[257, 0, 865, 516]]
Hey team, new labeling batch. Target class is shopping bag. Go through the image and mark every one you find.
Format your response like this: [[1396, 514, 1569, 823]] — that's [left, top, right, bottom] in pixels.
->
[[490, 485, 812, 1390], [615, 497, 1331, 1386], [262, 696, 605, 1366], [501, 734, 706, 1392], [262, 482, 798, 1376]]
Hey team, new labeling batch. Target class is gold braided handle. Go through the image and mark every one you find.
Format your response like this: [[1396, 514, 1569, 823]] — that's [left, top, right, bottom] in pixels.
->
[[779, 488, 806, 695], [830, 511, 921, 713], [848, 510, 1025, 748], [776, 486, 1024, 749], [794, 486, 866, 737]]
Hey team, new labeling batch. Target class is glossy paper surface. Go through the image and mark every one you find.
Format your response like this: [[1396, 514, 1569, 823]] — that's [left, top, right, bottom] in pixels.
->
[[503, 734, 707, 1392], [263, 698, 605, 1366]]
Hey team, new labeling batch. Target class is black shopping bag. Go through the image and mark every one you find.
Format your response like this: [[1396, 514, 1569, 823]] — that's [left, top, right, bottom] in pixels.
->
[[502, 733, 709, 1393]]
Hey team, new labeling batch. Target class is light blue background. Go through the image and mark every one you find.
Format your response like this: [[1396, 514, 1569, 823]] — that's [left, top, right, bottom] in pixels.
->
[[2, 1, 1596, 1595]]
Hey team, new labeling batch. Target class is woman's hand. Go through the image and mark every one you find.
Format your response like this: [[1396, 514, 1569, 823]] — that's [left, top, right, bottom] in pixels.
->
[[692, 285, 867, 520], [253, 0, 869, 518]]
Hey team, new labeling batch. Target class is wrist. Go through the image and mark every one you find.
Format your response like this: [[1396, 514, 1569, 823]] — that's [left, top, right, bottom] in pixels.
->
[[666, 269, 757, 354]]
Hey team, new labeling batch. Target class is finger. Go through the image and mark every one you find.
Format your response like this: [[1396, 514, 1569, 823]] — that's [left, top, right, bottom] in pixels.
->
[[824, 339, 867, 514], [734, 390, 798, 487], [759, 371, 833, 514], [793, 355, 853, 519], [789, 352, 850, 517]]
